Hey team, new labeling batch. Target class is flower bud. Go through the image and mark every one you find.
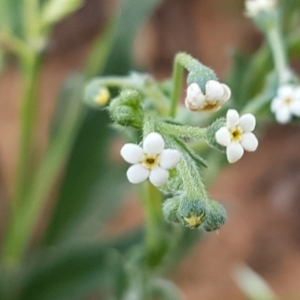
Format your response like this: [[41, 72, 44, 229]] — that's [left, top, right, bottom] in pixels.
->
[[84, 80, 110, 109], [203, 200, 227, 231], [108, 89, 144, 129], [177, 198, 208, 229], [206, 117, 226, 152], [162, 197, 180, 224]]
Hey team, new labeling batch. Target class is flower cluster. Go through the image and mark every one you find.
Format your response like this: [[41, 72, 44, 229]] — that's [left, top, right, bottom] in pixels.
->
[[271, 84, 300, 124], [185, 80, 231, 112], [121, 132, 181, 186], [215, 109, 258, 163]]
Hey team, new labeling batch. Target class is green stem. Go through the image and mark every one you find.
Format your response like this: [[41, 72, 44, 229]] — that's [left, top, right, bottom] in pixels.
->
[[157, 121, 208, 140], [23, 0, 40, 42], [140, 182, 166, 268], [266, 15, 289, 84], [14, 53, 42, 207], [170, 55, 184, 118]]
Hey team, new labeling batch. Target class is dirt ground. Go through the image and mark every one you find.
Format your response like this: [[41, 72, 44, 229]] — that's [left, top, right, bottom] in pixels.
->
[[1, 0, 300, 299]]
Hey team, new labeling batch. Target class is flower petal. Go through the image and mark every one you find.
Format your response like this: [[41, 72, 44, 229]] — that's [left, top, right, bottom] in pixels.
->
[[160, 149, 181, 169], [290, 100, 300, 116], [226, 109, 240, 129], [215, 127, 231, 147], [275, 106, 291, 124], [120, 143, 143, 164], [205, 80, 224, 101], [149, 167, 169, 186], [271, 97, 281, 112], [126, 164, 150, 184], [186, 83, 202, 98], [241, 132, 258, 152], [278, 84, 293, 98], [226, 142, 244, 163], [220, 83, 231, 102], [143, 132, 165, 154], [239, 113, 256, 132], [185, 83, 205, 111]]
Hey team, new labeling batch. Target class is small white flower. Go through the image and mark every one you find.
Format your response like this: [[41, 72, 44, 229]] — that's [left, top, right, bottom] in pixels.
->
[[185, 80, 231, 112], [245, 0, 277, 17], [215, 109, 258, 163], [120, 132, 181, 186], [271, 84, 300, 124]]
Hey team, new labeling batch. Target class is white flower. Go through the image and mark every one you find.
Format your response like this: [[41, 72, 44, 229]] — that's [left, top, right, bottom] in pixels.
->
[[185, 80, 231, 112], [120, 132, 181, 186], [271, 84, 300, 124], [215, 109, 258, 163], [245, 0, 277, 17]]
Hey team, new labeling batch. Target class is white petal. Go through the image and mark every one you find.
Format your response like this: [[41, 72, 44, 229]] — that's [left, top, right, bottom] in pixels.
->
[[293, 87, 300, 99], [159, 149, 181, 169], [241, 133, 258, 152], [290, 100, 300, 116], [205, 80, 224, 101], [126, 164, 149, 184], [215, 127, 231, 147], [239, 113, 256, 132], [278, 85, 293, 98], [143, 132, 165, 154], [226, 142, 244, 163], [149, 167, 169, 186], [226, 109, 240, 129], [120, 143, 143, 164], [275, 106, 291, 124], [271, 97, 281, 112], [186, 83, 202, 98], [220, 83, 231, 102], [185, 95, 206, 111]]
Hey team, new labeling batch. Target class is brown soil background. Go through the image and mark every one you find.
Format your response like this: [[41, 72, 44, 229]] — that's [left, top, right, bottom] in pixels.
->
[[1, 0, 300, 299]]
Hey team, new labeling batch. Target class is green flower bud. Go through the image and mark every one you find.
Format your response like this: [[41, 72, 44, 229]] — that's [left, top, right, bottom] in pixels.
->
[[177, 198, 208, 229], [108, 89, 144, 129], [203, 200, 227, 231], [206, 117, 226, 152], [84, 80, 110, 109], [162, 197, 180, 224]]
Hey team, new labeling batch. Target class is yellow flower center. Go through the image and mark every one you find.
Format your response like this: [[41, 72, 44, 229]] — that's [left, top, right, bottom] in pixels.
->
[[142, 154, 160, 169], [201, 101, 220, 111], [284, 97, 292, 105], [184, 212, 205, 228], [95, 88, 110, 106], [230, 126, 243, 142]]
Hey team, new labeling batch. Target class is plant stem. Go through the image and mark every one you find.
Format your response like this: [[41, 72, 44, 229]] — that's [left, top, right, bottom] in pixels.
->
[[14, 53, 42, 207], [170, 55, 184, 118], [157, 121, 208, 140], [140, 182, 166, 268], [266, 14, 289, 84]]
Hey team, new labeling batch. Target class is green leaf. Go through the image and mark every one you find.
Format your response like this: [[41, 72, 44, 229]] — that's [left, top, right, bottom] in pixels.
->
[[84, 14, 119, 78], [18, 242, 120, 300]]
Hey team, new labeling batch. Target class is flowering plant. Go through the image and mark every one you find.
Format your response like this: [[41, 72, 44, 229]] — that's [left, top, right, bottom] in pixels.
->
[[0, 0, 299, 299]]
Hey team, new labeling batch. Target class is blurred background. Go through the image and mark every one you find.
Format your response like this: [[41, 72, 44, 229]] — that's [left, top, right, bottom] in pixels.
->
[[1, 0, 300, 299]]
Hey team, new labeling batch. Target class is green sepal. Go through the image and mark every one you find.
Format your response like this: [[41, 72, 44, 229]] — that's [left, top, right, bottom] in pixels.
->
[[108, 89, 144, 128], [162, 197, 181, 224], [206, 117, 226, 152], [176, 53, 217, 92], [203, 200, 227, 232]]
